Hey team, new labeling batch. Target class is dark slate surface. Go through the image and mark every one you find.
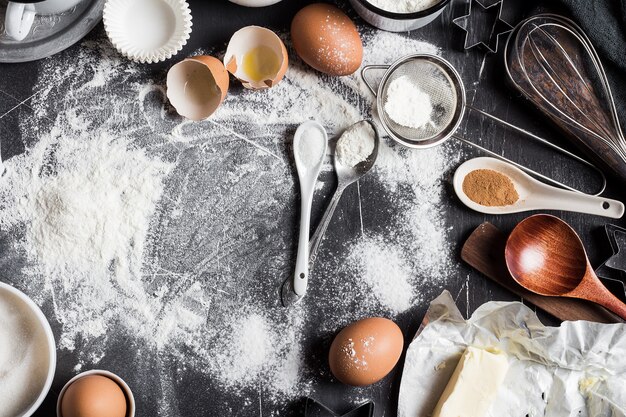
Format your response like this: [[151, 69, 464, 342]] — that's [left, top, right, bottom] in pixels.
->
[[0, 0, 624, 416]]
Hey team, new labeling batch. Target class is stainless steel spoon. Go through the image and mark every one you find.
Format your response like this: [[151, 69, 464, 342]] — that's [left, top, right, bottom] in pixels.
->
[[281, 120, 380, 306]]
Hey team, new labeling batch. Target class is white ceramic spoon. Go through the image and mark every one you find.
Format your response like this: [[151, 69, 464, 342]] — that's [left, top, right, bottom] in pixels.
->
[[292, 121, 328, 296], [453, 157, 624, 218]]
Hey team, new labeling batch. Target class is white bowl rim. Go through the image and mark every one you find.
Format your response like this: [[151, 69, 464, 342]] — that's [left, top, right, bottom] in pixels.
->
[[56, 369, 136, 417], [0, 282, 56, 417]]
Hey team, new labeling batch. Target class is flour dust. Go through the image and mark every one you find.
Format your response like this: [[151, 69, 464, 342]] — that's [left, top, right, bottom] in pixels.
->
[[0, 28, 456, 414]]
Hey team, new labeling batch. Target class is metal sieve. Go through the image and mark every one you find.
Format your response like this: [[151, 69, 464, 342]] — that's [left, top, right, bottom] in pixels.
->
[[362, 53, 606, 195]]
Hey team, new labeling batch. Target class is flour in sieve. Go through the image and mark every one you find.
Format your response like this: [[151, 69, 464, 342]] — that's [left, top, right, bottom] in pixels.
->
[[0, 27, 453, 414], [385, 75, 434, 129]]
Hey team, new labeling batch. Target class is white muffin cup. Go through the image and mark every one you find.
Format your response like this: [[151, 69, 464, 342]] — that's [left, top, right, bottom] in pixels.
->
[[56, 370, 136, 417], [103, 0, 193, 64], [0, 282, 56, 417]]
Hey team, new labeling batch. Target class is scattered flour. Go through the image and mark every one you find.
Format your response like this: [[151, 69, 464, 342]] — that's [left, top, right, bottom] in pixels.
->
[[367, 0, 441, 13], [345, 236, 416, 314], [0, 27, 454, 414], [0, 129, 173, 350]]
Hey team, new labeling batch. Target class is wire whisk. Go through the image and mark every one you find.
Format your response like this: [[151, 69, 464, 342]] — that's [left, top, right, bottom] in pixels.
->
[[505, 14, 626, 184]]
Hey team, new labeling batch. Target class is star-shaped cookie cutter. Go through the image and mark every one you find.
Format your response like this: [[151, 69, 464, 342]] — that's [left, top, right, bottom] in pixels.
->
[[452, 0, 513, 53], [304, 397, 374, 417], [595, 224, 626, 303]]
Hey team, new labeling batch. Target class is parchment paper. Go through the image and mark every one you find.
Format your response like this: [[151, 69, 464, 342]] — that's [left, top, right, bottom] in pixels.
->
[[398, 291, 626, 417]]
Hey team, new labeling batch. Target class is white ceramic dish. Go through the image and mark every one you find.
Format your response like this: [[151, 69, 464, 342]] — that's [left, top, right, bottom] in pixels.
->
[[228, 0, 282, 7], [453, 157, 625, 218], [103, 0, 192, 64], [56, 369, 136, 417], [0, 282, 56, 417], [348, 0, 450, 32]]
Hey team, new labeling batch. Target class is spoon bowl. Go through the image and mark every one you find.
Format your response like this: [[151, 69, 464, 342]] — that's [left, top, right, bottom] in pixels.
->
[[505, 214, 626, 320], [335, 120, 380, 185], [505, 215, 587, 295], [453, 157, 624, 218]]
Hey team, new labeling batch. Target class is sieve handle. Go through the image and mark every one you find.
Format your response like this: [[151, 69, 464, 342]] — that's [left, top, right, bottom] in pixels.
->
[[361, 65, 390, 97]]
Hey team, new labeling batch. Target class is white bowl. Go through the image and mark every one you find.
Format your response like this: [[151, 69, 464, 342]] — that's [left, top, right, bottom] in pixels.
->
[[0, 282, 56, 417], [56, 369, 136, 417], [228, 0, 283, 7]]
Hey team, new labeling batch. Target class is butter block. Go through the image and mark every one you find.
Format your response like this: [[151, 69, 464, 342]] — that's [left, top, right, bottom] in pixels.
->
[[432, 346, 509, 417]]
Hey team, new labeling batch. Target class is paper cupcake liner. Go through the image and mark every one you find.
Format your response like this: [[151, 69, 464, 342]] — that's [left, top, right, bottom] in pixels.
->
[[103, 0, 193, 64]]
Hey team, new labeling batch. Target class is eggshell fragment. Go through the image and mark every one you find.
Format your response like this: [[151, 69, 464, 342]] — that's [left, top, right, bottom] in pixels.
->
[[61, 375, 127, 417], [166, 55, 229, 121], [328, 317, 403, 386], [291, 3, 363, 76], [224, 26, 288, 89]]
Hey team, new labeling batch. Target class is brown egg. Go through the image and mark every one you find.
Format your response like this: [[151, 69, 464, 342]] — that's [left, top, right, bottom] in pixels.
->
[[329, 317, 404, 386], [291, 3, 363, 76], [61, 375, 127, 417]]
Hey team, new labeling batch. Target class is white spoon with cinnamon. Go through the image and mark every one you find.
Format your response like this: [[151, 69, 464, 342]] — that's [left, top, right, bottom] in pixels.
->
[[453, 157, 624, 218]]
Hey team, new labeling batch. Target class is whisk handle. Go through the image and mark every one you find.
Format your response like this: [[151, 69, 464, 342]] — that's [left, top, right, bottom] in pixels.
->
[[546, 116, 626, 186]]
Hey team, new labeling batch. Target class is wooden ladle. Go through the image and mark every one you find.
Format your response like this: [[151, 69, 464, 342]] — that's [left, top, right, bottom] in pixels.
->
[[505, 214, 626, 320]]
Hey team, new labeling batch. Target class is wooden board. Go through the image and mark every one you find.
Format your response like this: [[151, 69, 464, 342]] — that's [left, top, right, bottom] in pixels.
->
[[461, 222, 623, 324]]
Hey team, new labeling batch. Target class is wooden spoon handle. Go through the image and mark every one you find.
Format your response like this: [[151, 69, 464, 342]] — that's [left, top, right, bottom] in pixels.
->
[[584, 278, 626, 321], [595, 294, 626, 321]]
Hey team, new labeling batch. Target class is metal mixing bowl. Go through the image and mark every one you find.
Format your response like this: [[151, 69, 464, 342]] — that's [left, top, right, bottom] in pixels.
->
[[348, 0, 451, 32]]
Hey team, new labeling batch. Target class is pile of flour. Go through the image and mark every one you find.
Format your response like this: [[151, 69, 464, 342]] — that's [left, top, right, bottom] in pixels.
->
[[0, 28, 456, 413]]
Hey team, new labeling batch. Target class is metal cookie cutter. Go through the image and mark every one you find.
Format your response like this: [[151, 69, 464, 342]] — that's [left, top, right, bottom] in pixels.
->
[[304, 397, 374, 417], [452, 0, 513, 53], [596, 224, 626, 303]]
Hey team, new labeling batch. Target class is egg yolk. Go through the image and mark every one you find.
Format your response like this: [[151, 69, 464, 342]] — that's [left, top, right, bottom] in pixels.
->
[[242, 45, 281, 83]]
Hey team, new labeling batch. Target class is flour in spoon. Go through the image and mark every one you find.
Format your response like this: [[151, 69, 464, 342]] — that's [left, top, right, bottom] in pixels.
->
[[296, 128, 326, 168], [336, 122, 376, 167]]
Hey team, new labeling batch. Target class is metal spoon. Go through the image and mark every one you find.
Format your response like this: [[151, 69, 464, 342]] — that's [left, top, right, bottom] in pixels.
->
[[453, 157, 624, 219], [281, 120, 380, 306], [505, 214, 626, 320]]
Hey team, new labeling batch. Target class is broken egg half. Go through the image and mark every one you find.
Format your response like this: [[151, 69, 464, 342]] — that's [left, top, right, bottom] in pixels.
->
[[224, 26, 288, 90], [167, 55, 229, 121]]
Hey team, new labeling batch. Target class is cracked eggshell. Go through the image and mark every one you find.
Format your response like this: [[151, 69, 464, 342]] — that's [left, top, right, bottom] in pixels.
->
[[329, 317, 403, 386], [223, 26, 288, 90], [166, 56, 229, 121]]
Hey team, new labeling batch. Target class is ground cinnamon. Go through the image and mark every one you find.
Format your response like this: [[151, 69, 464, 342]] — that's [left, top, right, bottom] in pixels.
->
[[462, 169, 519, 207]]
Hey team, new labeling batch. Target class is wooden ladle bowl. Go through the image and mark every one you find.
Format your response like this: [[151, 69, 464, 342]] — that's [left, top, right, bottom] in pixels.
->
[[505, 214, 626, 320]]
